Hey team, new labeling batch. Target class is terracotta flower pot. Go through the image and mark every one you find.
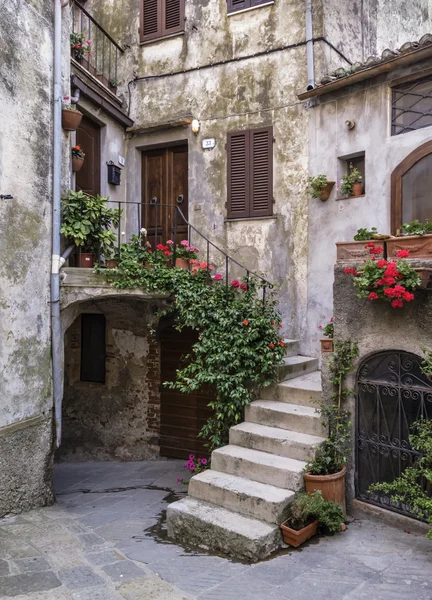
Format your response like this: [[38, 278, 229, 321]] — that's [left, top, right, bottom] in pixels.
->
[[78, 252, 95, 269], [280, 519, 318, 547], [386, 234, 432, 259], [175, 257, 189, 270], [304, 466, 346, 515], [336, 240, 384, 263], [352, 182, 364, 197], [62, 109, 83, 131], [413, 267, 432, 288], [320, 338, 334, 353], [320, 181, 335, 202], [105, 259, 118, 269], [72, 157, 84, 172]]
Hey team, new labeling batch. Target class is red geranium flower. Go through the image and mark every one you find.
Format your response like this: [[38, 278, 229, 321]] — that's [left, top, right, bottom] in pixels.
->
[[242, 320, 249, 326], [377, 259, 388, 268], [240, 283, 247, 291], [231, 280, 240, 288], [269, 343, 275, 349], [391, 299, 404, 308], [396, 249, 410, 258], [368, 292, 379, 300], [384, 287, 395, 297], [344, 267, 357, 275], [279, 341, 285, 347]]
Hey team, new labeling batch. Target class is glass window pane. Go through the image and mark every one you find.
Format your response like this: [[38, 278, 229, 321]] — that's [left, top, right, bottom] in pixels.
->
[[402, 153, 432, 224]]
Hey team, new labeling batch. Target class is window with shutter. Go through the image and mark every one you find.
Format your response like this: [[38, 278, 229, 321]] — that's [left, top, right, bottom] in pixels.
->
[[141, 0, 184, 43], [227, 0, 273, 13], [227, 127, 273, 219]]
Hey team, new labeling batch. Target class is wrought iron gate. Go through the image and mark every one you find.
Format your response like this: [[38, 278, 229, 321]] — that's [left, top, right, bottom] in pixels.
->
[[356, 351, 432, 517]]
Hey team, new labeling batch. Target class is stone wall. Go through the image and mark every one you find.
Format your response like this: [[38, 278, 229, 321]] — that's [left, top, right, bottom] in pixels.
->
[[57, 298, 162, 461]]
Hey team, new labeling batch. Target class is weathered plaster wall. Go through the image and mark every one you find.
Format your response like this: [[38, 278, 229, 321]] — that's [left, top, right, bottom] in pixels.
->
[[58, 298, 162, 461], [0, 0, 57, 515], [305, 59, 432, 357]]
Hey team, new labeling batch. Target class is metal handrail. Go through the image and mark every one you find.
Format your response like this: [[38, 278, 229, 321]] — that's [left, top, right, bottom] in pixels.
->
[[72, 1, 124, 52]]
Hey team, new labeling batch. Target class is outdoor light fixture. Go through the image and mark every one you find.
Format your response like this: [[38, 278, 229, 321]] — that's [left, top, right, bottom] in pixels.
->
[[107, 161, 122, 186], [191, 119, 200, 134]]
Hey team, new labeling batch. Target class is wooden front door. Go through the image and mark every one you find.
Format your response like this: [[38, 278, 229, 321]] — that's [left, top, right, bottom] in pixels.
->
[[76, 115, 101, 197], [141, 146, 188, 247], [160, 327, 213, 459]]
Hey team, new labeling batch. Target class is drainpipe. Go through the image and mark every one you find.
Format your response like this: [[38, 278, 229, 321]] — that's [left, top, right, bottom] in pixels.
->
[[306, 0, 315, 91], [52, 0, 65, 448]]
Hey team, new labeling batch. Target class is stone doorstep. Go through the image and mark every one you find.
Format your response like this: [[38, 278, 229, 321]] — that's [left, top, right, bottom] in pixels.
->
[[245, 400, 327, 438], [188, 469, 295, 524], [281, 339, 300, 357], [211, 445, 306, 490], [350, 499, 431, 537], [229, 421, 325, 462], [276, 355, 319, 382], [260, 370, 322, 407]]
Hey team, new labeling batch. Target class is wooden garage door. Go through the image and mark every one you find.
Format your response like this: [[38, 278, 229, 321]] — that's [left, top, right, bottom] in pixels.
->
[[160, 327, 214, 459]]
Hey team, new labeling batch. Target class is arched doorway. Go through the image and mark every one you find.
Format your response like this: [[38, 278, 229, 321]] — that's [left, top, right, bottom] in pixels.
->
[[356, 350, 432, 517]]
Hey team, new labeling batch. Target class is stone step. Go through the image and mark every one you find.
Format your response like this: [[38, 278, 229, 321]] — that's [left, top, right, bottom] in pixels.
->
[[260, 371, 322, 407], [276, 356, 319, 382], [245, 400, 326, 437], [211, 445, 306, 490], [282, 339, 300, 357], [167, 496, 281, 562], [230, 421, 325, 462], [189, 469, 294, 524]]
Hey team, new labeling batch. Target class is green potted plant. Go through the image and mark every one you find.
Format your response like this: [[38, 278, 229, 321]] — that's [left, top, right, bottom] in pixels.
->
[[307, 175, 335, 201], [280, 491, 345, 547], [387, 220, 432, 259], [60, 190, 121, 268], [173, 240, 199, 269], [62, 97, 83, 131], [344, 243, 421, 307], [318, 317, 334, 352], [70, 32, 92, 62], [338, 164, 363, 197], [72, 145, 85, 172], [304, 341, 358, 514], [336, 227, 385, 262]]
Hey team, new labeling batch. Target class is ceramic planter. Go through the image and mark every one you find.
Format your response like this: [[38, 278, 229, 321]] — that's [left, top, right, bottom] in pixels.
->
[[72, 157, 84, 172], [336, 241, 384, 263], [386, 235, 432, 259], [175, 257, 189, 269], [304, 465, 346, 515], [413, 267, 432, 289], [352, 182, 364, 196], [62, 109, 83, 131], [320, 338, 334, 353], [280, 519, 318, 547], [319, 181, 335, 201], [78, 252, 95, 269]]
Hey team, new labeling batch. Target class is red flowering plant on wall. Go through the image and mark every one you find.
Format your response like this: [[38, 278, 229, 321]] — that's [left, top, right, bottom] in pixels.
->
[[344, 244, 421, 308]]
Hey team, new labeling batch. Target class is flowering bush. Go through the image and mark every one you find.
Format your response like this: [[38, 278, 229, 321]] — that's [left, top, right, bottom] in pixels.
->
[[318, 317, 334, 338], [72, 145, 85, 159], [175, 240, 199, 260], [70, 32, 92, 60], [344, 244, 421, 308]]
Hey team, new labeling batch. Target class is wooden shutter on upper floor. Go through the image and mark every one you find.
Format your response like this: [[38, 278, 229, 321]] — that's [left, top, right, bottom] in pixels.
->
[[162, 0, 184, 36], [227, 0, 250, 13], [141, 0, 160, 41], [250, 127, 273, 217], [227, 130, 250, 219], [141, 0, 184, 42]]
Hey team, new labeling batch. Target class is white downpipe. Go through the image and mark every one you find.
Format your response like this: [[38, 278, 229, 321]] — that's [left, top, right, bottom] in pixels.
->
[[52, 0, 64, 448], [306, 0, 315, 91]]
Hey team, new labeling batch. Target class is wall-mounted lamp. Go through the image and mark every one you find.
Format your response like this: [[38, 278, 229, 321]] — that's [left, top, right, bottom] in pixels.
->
[[191, 119, 200, 135], [107, 161, 122, 186]]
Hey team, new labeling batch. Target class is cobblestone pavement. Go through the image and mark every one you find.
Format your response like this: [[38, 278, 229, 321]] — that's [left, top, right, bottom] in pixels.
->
[[0, 461, 431, 599]]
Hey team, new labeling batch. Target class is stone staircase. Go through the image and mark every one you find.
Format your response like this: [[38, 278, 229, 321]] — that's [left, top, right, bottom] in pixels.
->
[[166, 341, 325, 562]]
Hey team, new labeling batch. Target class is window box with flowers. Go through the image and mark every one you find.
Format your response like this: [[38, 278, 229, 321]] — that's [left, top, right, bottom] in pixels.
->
[[318, 318, 334, 352], [336, 228, 386, 263], [72, 145, 85, 172], [387, 220, 432, 259]]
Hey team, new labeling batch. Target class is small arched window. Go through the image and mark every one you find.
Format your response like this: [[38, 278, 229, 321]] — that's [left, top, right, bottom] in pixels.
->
[[391, 140, 432, 233]]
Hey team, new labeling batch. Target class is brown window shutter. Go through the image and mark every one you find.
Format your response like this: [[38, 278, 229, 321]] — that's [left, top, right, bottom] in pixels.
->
[[227, 131, 250, 219], [141, 0, 161, 41], [249, 127, 273, 217], [227, 0, 251, 13], [162, 0, 184, 36], [251, 0, 271, 5]]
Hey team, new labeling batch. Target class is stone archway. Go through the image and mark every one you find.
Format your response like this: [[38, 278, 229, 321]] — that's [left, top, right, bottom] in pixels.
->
[[356, 350, 432, 517]]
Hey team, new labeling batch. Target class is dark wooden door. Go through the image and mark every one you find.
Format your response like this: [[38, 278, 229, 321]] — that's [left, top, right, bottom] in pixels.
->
[[160, 327, 213, 459], [142, 146, 188, 247], [76, 115, 101, 197]]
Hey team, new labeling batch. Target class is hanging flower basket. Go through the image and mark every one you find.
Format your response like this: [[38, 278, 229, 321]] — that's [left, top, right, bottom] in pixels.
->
[[62, 108, 83, 131]]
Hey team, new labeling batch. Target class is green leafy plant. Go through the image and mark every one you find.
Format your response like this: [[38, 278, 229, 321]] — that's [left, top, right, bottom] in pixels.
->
[[318, 317, 334, 338], [370, 419, 432, 539], [339, 164, 362, 196], [308, 175, 329, 199], [70, 32, 92, 60], [173, 240, 199, 260], [287, 491, 345, 533], [104, 240, 286, 451], [344, 243, 421, 308], [178, 453, 209, 485], [402, 220, 432, 236], [420, 346, 432, 379], [60, 190, 121, 256], [307, 341, 358, 476], [353, 227, 378, 241]]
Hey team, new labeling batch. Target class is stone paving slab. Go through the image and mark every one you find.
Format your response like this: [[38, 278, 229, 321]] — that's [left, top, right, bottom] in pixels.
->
[[0, 460, 430, 599]]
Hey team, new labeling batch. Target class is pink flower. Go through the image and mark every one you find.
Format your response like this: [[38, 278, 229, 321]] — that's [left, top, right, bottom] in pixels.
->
[[240, 283, 247, 291], [231, 280, 240, 288], [177, 478, 182, 483], [181, 240, 189, 247], [201, 458, 208, 465], [166, 240, 174, 245], [396, 249, 410, 258], [214, 274, 223, 281], [189, 454, 195, 459], [64, 96, 70, 101], [330, 317, 334, 322]]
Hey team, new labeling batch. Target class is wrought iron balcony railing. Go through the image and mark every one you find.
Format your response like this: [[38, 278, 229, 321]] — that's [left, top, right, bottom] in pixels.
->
[[71, 1, 123, 94]]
